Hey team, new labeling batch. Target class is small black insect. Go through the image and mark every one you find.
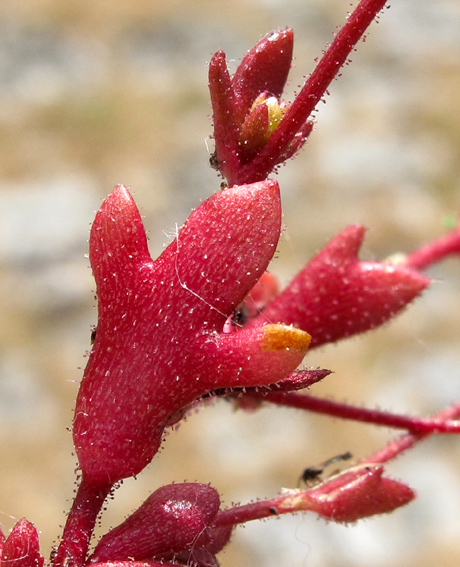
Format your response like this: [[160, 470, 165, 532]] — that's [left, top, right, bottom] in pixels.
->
[[232, 306, 249, 326], [299, 464, 324, 485], [223, 305, 250, 334], [299, 451, 352, 487], [209, 151, 220, 170], [90, 327, 97, 345]]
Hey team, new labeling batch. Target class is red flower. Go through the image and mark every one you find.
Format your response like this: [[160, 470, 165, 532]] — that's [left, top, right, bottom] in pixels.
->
[[73, 182, 310, 488]]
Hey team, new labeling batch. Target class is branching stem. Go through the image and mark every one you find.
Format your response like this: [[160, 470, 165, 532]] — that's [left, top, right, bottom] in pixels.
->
[[406, 226, 460, 270], [365, 402, 460, 464], [251, 391, 460, 434]]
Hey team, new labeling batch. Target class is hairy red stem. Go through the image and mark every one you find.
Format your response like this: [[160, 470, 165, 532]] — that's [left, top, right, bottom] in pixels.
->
[[238, 0, 389, 183], [213, 498, 282, 528], [52, 478, 111, 567], [406, 228, 460, 270], [365, 402, 460, 464], [253, 391, 460, 434]]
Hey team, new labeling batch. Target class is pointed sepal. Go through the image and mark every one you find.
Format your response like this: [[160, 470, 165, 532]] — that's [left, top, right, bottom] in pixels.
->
[[232, 29, 294, 117]]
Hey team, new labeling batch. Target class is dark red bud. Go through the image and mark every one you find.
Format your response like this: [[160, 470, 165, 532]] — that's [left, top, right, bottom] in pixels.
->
[[239, 101, 270, 157], [1, 518, 44, 567], [302, 465, 415, 523], [90, 483, 221, 563], [255, 225, 430, 347]]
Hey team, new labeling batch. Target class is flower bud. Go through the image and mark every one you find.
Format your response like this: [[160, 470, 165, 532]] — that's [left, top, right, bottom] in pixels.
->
[[1, 518, 44, 567], [90, 483, 224, 563], [254, 225, 430, 347], [297, 465, 415, 523]]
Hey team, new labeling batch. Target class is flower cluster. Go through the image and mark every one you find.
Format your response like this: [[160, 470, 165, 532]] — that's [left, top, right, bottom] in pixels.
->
[[2, 1, 460, 566]]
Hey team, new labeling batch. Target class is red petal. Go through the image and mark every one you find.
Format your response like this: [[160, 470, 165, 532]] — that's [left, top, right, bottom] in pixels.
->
[[89, 184, 151, 299], [200, 324, 311, 390], [244, 271, 279, 316], [162, 179, 282, 323]]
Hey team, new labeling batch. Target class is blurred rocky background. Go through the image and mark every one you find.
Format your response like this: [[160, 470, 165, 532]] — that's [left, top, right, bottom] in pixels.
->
[[1, 0, 460, 566]]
